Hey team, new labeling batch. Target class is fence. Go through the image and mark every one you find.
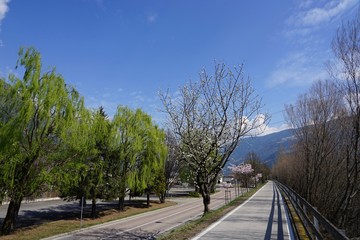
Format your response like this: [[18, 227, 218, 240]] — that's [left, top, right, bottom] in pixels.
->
[[1, 190, 59, 205], [275, 181, 348, 240]]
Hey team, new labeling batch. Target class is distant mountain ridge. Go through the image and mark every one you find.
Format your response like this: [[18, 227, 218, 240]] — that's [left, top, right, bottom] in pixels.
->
[[225, 128, 296, 173]]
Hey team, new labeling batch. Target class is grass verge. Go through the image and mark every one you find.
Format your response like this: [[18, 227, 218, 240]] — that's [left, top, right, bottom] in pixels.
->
[[0, 200, 176, 240], [157, 182, 266, 240]]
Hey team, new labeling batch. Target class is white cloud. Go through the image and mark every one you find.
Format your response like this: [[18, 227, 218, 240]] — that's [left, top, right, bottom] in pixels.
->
[[243, 114, 291, 136], [258, 123, 291, 136], [0, 0, 10, 23], [288, 0, 357, 29], [238, 114, 290, 136], [0, 0, 10, 47]]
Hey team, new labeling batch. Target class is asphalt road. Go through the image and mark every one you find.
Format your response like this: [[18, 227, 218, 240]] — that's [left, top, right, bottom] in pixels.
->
[[0, 188, 231, 228], [0, 188, 197, 228], [43, 187, 240, 240], [191, 181, 293, 240], [0, 198, 81, 228]]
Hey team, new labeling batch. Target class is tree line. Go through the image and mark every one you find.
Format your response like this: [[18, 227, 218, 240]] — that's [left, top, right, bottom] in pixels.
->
[[0, 48, 167, 235], [272, 13, 360, 238], [0, 48, 267, 236]]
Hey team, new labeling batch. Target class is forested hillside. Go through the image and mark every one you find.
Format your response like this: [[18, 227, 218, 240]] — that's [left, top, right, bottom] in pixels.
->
[[226, 129, 295, 171]]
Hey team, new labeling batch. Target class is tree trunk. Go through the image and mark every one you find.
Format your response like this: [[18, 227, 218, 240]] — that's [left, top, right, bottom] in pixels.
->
[[118, 195, 125, 211], [200, 184, 210, 215], [202, 192, 210, 214], [91, 198, 96, 219], [159, 193, 166, 203], [1, 196, 22, 235], [146, 191, 150, 208], [90, 187, 97, 219]]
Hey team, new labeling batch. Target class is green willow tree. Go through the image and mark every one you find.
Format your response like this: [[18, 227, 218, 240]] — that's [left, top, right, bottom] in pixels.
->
[[108, 106, 142, 210], [132, 111, 167, 207], [0, 47, 83, 235], [87, 107, 111, 217], [53, 107, 109, 219], [107, 106, 166, 210], [52, 107, 93, 206]]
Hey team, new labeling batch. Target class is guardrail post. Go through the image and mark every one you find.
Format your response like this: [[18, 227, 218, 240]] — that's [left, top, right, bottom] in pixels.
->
[[314, 215, 319, 240], [276, 181, 350, 240]]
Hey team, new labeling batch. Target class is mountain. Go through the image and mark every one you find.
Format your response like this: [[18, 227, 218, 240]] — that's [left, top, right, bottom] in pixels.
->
[[225, 128, 296, 172]]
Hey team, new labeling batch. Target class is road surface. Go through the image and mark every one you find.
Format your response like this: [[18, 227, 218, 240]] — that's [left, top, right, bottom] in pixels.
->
[[192, 181, 293, 240], [44, 187, 240, 240]]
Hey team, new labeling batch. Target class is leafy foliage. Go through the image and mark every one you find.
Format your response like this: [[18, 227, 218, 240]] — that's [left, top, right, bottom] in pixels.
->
[[0, 48, 168, 234], [0, 47, 84, 234]]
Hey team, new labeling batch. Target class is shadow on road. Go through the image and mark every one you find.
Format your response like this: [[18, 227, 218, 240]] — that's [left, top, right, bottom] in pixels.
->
[[0, 199, 157, 229], [75, 227, 159, 240]]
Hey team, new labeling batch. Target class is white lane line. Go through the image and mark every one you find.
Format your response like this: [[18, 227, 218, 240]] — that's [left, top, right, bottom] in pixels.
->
[[47, 199, 204, 240], [48, 190, 229, 240], [191, 183, 268, 240], [158, 196, 228, 235], [101, 202, 208, 239], [104, 190, 230, 238]]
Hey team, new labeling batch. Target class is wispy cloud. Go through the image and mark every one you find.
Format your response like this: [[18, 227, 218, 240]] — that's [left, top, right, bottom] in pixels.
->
[[84, 88, 163, 125], [268, 1, 355, 88], [147, 12, 158, 24], [286, 0, 358, 36], [293, 0, 357, 27], [267, 51, 328, 87], [0, 66, 18, 79]]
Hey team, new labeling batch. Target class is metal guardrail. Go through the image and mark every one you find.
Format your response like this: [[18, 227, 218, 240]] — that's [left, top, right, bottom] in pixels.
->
[[275, 181, 349, 240]]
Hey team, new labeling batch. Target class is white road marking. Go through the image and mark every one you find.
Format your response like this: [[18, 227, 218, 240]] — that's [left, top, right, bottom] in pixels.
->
[[191, 184, 268, 240]]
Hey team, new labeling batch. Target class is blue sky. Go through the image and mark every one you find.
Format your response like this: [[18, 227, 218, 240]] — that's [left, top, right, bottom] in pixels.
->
[[0, 0, 359, 134]]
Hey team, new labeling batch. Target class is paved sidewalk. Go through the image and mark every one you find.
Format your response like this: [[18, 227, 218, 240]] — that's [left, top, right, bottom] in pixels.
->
[[192, 181, 293, 240]]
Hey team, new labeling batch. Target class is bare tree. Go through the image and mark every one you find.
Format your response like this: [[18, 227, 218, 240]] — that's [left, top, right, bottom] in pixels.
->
[[272, 148, 304, 191], [160, 62, 268, 214], [329, 12, 360, 232], [285, 80, 345, 207]]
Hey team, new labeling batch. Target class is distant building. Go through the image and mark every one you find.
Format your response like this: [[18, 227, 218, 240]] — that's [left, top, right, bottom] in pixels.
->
[[219, 175, 234, 183]]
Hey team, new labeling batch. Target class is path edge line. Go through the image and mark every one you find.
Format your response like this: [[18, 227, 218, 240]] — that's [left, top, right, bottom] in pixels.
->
[[191, 182, 269, 240]]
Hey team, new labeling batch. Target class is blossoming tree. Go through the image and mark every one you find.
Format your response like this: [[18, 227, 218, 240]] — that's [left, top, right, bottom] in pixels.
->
[[160, 62, 268, 214], [229, 163, 254, 190]]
